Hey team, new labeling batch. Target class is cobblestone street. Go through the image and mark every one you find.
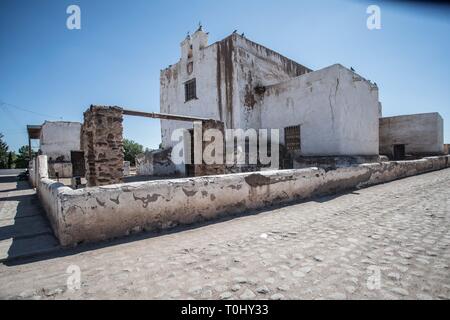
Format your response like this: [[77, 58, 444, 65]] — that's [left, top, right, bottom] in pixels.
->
[[0, 169, 449, 300]]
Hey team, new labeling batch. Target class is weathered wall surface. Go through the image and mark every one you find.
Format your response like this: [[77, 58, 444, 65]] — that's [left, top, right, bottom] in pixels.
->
[[123, 161, 130, 177], [136, 149, 177, 176], [160, 30, 222, 149], [38, 121, 82, 178], [193, 120, 226, 176], [39, 121, 82, 162], [48, 163, 72, 179], [160, 32, 379, 162], [81, 106, 124, 187], [38, 156, 449, 246], [380, 113, 444, 158], [233, 35, 311, 130], [37, 178, 71, 237], [160, 32, 312, 149], [28, 159, 36, 188], [260, 64, 380, 156], [293, 155, 385, 170]]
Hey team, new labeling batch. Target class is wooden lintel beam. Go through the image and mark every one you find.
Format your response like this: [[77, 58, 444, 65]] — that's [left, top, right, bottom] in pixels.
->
[[122, 109, 215, 123]]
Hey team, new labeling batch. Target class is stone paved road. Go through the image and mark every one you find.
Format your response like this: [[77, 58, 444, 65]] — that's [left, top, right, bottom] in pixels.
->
[[0, 169, 449, 300], [0, 175, 59, 262]]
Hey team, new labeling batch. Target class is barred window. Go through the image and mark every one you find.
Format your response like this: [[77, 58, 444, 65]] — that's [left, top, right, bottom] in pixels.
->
[[284, 125, 301, 151], [185, 79, 197, 102]]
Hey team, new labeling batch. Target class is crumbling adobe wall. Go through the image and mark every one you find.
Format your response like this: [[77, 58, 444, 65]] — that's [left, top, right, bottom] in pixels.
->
[[136, 148, 177, 176], [194, 120, 226, 176], [81, 106, 124, 187], [38, 156, 450, 246]]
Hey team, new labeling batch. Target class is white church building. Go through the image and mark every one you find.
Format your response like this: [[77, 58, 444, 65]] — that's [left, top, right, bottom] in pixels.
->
[[160, 28, 381, 158]]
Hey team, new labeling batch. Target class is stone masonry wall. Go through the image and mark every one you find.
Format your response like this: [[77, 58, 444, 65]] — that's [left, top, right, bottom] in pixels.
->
[[194, 120, 226, 176], [81, 106, 124, 187]]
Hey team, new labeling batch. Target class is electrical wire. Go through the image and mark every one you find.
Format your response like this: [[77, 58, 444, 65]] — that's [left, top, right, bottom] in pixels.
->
[[0, 99, 63, 120]]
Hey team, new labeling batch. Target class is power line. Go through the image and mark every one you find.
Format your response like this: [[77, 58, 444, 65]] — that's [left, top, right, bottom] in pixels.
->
[[0, 99, 63, 120], [0, 104, 24, 126]]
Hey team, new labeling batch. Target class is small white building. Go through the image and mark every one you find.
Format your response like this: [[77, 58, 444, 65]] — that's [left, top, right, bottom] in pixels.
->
[[380, 113, 444, 159], [159, 29, 381, 173], [39, 121, 81, 163], [28, 121, 83, 178]]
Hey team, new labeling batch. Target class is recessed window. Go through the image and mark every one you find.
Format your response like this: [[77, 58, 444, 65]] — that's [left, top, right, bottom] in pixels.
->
[[187, 62, 194, 75], [284, 125, 301, 151], [185, 79, 197, 102], [188, 45, 193, 59]]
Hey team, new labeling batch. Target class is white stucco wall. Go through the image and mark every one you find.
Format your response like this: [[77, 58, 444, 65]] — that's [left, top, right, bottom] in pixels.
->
[[39, 121, 82, 162], [380, 113, 444, 157], [260, 64, 380, 156], [160, 31, 222, 149], [160, 32, 379, 158], [233, 36, 311, 130], [160, 32, 311, 149], [28, 159, 36, 188], [38, 156, 450, 246]]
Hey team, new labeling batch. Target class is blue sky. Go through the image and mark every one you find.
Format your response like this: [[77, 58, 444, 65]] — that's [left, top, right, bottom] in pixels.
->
[[1, 0, 449, 152]]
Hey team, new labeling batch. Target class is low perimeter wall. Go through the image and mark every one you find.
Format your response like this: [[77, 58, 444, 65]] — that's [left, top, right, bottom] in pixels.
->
[[38, 156, 450, 246]]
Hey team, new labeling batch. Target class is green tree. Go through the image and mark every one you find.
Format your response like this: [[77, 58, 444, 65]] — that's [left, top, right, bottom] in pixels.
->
[[8, 152, 16, 169], [123, 139, 143, 166], [15, 145, 31, 169], [0, 133, 9, 169]]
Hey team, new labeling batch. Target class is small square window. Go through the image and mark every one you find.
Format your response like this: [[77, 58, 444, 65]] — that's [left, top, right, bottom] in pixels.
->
[[285, 125, 301, 151], [185, 79, 197, 102]]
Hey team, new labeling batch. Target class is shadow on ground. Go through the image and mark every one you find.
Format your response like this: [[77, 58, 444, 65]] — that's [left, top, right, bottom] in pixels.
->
[[0, 176, 59, 264], [3, 180, 359, 267]]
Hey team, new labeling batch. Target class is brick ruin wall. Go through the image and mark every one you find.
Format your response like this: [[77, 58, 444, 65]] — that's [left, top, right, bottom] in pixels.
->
[[81, 106, 124, 187]]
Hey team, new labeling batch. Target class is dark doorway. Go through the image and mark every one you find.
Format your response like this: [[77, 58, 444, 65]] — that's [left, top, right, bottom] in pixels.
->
[[71, 151, 86, 177], [186, 129, 195, 177], [393, 144, 406, 161]]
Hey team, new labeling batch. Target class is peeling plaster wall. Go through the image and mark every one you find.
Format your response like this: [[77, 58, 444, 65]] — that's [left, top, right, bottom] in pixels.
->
[[39, 121, 82, 162], [160, 30, 222, 149], [48, 162, 73, 179], [160, 33, 379, 160], [38, 156, 449, 246], [136, 149, 177, 176], [160, 33, 312, 149], [260, 64, 380, 156], [38, 121, 82, 178], [380, 113, 444, 158], [38, 178, 72, 237], [233, 35, 312, 130]]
